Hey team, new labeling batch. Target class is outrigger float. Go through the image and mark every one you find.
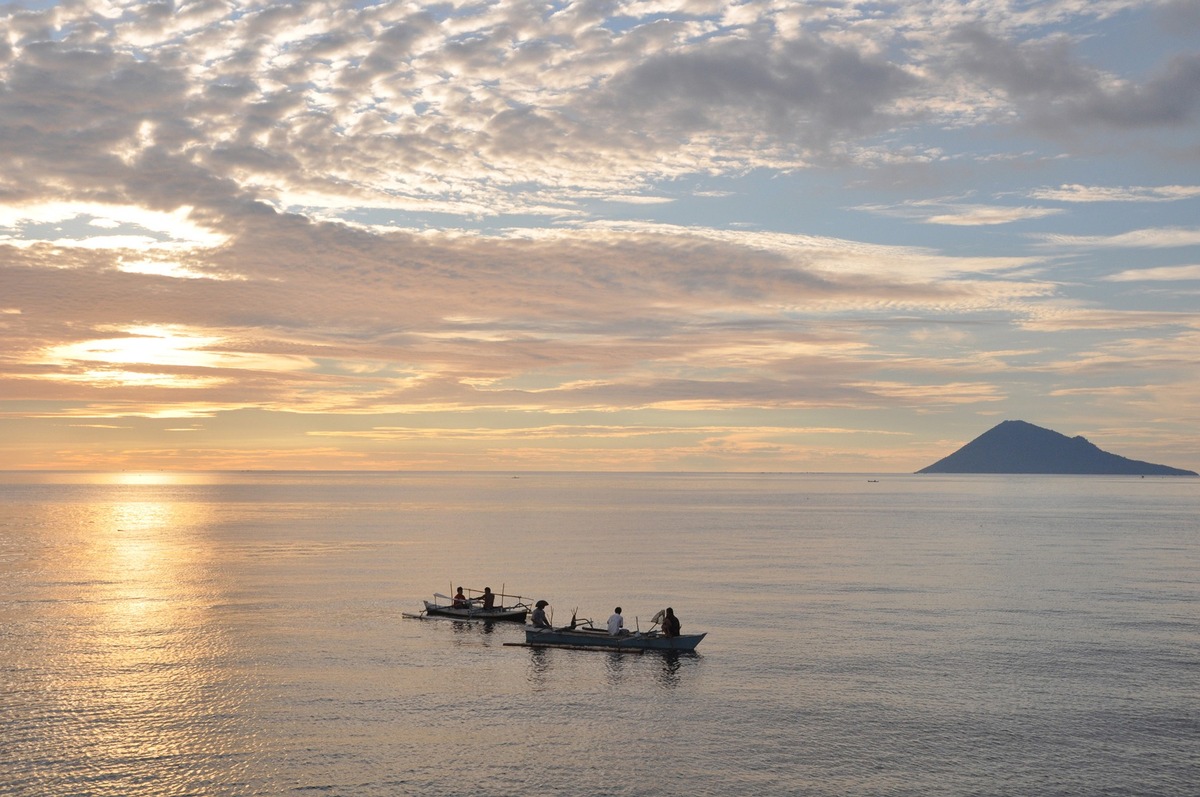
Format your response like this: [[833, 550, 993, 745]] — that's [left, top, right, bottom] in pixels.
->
[[403, 586, 532, 623]]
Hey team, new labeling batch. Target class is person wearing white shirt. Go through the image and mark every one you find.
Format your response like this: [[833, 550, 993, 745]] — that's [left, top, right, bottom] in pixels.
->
[[607, 607, 625, 635]]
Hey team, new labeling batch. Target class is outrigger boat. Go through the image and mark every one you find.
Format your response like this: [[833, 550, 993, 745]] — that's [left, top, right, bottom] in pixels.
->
[[511, 615, 706, 652], [408, 587, 532, 623]]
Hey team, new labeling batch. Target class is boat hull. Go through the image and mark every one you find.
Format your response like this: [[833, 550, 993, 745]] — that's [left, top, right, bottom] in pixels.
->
[[423, 601, 529, 622], [523, 627, 705, 651]]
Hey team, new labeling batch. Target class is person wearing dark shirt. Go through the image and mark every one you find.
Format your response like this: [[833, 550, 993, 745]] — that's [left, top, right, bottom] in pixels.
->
[[662, 607, 681, 637], [481, 587, 496, 610], [531, 600, 552, 628]]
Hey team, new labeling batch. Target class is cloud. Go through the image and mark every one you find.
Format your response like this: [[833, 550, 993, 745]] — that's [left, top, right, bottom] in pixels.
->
[[859, 199, 1063, 226], [0, 0, 915, 221], [1156, 0, 1200, 33], [1, 1, 1197, 471], [1, 0, 1193, 227], [947, 23, 1200, 136], [308, 424, 909, 443], [1018, 308, 1199, 332], [0, 212, 1060, 423], [1032, 227, 1200, 249], [1028, 184, 1200, 203], [591, 33, 919, 152], [1103, 264, 1200, 282], [849, 381, 1006, 404], [924, 207, 1062, 226]]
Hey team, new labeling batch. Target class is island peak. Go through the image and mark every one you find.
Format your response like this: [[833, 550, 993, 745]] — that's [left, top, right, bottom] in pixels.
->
[[918, 420, 1197, 476]]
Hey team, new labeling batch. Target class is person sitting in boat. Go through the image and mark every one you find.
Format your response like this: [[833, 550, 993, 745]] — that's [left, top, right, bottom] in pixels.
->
[[607, 607, 627, 636], [481, 587, 496, 610], [531, 600, 552, 628], [662, 607, 681, 638], [453, 587, 469, 608]]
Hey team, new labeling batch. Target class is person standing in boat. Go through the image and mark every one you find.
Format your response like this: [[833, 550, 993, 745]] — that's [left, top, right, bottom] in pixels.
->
[[607, 607, 626, 636], [481, 587, 496, 610], [662, 607, 681, 638], [453, 587, 469, 608], [531, 600, 552, 628]]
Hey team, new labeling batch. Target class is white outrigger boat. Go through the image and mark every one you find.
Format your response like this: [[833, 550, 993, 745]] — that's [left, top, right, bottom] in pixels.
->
[[405, 587, 532, 623], [511, 615, 706, 652]]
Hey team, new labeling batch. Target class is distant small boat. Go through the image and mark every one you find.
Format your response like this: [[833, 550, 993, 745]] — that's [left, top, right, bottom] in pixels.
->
[[513, 619, 706, 652], [409, 588, 531, 622]]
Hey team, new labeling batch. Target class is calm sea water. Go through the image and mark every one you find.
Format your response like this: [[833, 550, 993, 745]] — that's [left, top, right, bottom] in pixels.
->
[[1, 471, 1196, 796]]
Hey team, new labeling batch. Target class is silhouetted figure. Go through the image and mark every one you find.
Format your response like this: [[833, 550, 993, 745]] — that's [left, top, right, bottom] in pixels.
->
[[662, 607, 681, 638], [531, 600, 551, 628]]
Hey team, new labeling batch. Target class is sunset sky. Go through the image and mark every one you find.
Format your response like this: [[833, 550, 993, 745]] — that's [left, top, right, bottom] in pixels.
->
[[2, 0, 1198, 472]]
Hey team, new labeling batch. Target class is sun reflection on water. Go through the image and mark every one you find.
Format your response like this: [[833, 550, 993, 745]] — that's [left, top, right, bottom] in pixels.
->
[[94, 471, 224, 486], [28, 492, 264, 793]]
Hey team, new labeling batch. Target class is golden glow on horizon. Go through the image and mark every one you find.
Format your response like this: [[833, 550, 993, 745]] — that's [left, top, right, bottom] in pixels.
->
[[40, 325, 315, 389], [42, 325, 231, 389], [117, 259, 233, 280], [51, 325, 223, 367], [70, 369, 228, 388], [97, 471, 216, 485]]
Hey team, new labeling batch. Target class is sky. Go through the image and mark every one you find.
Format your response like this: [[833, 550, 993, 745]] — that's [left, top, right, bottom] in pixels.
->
[[1, 0, 1198, 473]]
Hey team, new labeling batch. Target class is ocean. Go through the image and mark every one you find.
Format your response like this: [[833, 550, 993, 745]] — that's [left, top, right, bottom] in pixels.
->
[[1, 471, 1196, 796]]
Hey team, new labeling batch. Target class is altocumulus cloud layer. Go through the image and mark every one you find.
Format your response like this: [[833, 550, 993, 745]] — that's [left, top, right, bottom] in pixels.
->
[[0, 0, 1198, 471]]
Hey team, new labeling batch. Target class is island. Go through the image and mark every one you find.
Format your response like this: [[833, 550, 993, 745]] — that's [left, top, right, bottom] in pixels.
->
[[917, 420, 1198, 476]]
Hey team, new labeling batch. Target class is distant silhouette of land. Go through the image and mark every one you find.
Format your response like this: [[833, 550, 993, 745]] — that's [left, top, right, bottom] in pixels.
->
[[918, 420, 1198, 476]]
